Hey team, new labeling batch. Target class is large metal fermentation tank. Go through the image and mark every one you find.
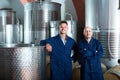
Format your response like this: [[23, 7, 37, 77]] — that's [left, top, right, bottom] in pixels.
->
[[0, 8, 45, 80], [0, 1, 61, 80], [85, 0, 120, 67], [0, 46, 45, 80], [24, 1, 61, 44]]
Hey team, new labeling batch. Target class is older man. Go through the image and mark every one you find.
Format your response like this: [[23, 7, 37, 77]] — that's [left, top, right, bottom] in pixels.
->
[[78, 26, 104, 80]]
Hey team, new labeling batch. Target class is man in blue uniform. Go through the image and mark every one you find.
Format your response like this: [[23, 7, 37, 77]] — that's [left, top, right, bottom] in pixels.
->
[[41, 21, 78, 80], [78, 26, 104, 80]]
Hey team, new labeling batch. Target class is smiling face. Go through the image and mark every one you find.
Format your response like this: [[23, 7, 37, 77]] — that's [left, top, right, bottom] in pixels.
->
[[83, 27, 93, 39], [59, 23, 68, 35]]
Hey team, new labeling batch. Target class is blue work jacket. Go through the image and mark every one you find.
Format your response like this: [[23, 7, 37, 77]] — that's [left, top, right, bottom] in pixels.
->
[[78, 37, 104, 80], [46, 34, 78, 80]]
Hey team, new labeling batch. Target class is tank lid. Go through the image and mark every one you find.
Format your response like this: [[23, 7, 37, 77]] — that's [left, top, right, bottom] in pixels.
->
[[0, 8, 12, 10]]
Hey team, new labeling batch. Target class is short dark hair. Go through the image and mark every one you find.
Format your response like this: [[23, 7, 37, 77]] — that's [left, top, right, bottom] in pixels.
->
[[59, 21, 68, 25]]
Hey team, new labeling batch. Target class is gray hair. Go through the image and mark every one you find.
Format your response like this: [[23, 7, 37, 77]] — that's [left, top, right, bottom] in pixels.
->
[[83, 26, 93, 32]]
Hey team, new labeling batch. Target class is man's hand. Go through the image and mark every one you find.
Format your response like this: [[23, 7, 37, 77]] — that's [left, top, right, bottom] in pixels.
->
[[46, 43, 52, 52]]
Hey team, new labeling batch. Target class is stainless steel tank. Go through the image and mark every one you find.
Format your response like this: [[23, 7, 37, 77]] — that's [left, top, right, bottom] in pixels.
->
[[85, 0, 120, 67], [0, 9, 22, 46], [0, 8, 46, 80], [0, 45, 46, 80], [24, 1, 61, 44]]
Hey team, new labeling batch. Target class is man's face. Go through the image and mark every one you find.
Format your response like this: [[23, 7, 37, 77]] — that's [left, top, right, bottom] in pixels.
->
[[59, 23, 68, 34], [83, 27, 93, 39]]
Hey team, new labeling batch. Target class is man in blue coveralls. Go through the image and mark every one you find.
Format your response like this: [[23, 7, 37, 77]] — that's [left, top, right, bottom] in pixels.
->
[[78, 26, 104, 80], [40, 21, 78, 80]]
